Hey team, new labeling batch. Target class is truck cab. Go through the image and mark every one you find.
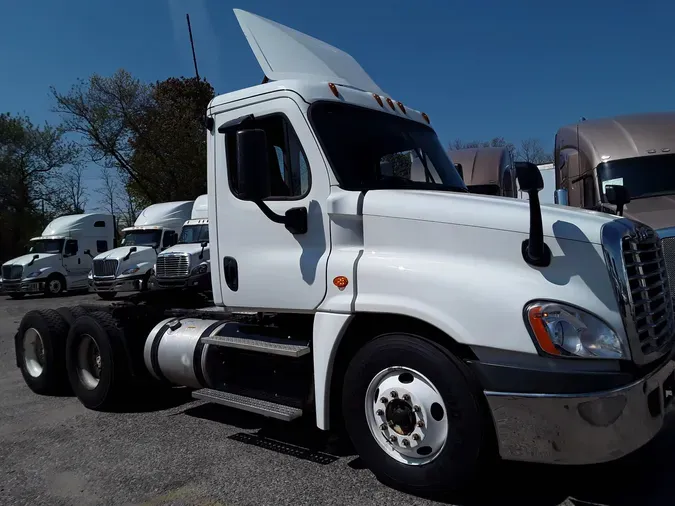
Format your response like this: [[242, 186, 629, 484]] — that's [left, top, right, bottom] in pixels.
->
[[18, 10, 675, 496], [154, 194, 211, 291], [89, 201, 193, 299], [1, 213, 114, 298], [452, 146, 517, 196], [554, 112, 675, 290]]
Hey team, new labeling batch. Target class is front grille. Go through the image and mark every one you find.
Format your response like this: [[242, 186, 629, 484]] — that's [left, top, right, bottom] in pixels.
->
[[93, 259, 118, 277], [661, 236, 675, 301], [156, 254, 189, 278], [2, 265, 23, 280], [622, 227, 675, 361]]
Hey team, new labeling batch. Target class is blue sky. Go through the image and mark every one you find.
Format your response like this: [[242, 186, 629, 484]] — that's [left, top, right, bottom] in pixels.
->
[[2, 0, 674, 210]]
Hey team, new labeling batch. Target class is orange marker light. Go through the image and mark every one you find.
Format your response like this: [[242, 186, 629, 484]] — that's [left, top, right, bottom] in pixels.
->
[[421, 112, 430, 124], [397, 101, 406, 114], [386, 97, 396, 111], [333, 276, 349, 291], [328, 82, 339, 97], [526, 305, 561, 356], [373, 94, 384, 107]]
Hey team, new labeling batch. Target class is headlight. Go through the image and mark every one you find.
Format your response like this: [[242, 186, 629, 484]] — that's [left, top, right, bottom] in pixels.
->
[[26, 271, 41, 278], [525, 301, 627, 359], [191, 264, 208, 275], [122, 267, 140, 275]]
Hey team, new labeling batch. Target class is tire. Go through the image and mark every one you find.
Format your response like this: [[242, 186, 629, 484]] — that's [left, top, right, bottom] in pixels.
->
[[97, 292, 116, 301], [16, 309, 70, 394], [8, 292, 25, 300], [44, 274, 65, 297], [56, 306, 90, 326], [65, 311, 129, 410], [342, 333, 492, 495]]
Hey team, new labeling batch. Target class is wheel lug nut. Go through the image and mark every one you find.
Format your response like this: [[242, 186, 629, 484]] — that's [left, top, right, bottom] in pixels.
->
[[417, 420, 425, 428], [413, 405, 421, 412], [376, 409, 384, 416], [401, 439, 410, 447], [390, 391, 398, 398], [412, 433, 420, 441], [380, 423, 388, 430], [380, 397, 388, 404], [389, 435, 397, 442], [402, 394, 411, 401]]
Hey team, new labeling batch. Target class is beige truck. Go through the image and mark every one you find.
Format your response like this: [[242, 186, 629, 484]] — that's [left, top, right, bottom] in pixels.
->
[[451, 146, 518, 196], [554, 111, 675, 282]]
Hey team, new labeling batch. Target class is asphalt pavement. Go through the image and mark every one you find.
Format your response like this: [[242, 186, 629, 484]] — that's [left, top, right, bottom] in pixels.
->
[[1, 292, 675, 505]]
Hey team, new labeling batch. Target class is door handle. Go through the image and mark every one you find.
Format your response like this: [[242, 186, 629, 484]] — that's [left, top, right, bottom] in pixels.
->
[[78, 258, 81, 264], [222, 257, 238, 292]]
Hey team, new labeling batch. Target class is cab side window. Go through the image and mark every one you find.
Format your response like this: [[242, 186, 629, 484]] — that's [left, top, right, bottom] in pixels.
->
[[163, 231, 177, 248], [64, 240, 78, 256], [96, 240, 108, 253], [226, 114, 311, 199]]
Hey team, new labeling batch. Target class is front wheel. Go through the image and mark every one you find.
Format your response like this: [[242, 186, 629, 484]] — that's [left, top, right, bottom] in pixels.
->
[[44, 274, 65, 297], [342, 333, 493, 495]]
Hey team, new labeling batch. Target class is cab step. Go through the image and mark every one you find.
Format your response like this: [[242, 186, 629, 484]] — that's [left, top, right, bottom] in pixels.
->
[[201, 325, 310, 357], [192, 388, 303, 421]]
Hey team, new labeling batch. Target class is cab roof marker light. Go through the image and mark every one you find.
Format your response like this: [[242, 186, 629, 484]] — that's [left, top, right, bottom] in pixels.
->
[[421, 112, 430, 124], [397, 101, 406, 114], [386, 97, 396, 111], [373, 94, 384, 107]]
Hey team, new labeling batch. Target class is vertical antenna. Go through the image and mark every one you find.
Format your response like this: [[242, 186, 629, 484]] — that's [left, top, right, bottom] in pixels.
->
[[186, 13, 200, 81]]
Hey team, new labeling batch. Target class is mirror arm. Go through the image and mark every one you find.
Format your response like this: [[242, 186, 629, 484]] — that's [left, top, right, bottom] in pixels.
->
[[522, 190, 552, 267], [253, 200, 307, 235]]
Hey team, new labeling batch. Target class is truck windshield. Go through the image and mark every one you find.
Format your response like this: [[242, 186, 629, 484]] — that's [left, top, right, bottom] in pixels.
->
[[29, 239, 64, 254], [178, 224, 209, 244], [309, 101, 468, 192], [598, 153, 675, 201], [121, 230, 162, 248]]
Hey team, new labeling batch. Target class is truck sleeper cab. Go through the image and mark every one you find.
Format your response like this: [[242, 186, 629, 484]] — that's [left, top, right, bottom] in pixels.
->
[[452, 146, 518, 197], [89, 201, 193, 299], [1, 213, 114, 298], [554, 112, 675, 296], [155, 194, 211, 291], [16, 9, 675, 496]]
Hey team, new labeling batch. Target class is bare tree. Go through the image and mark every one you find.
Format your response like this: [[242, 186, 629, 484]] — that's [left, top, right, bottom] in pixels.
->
[[48, 163, 88, 214], [99, 166, 119, 217], [517, 138, 553, 164], [449, 137, 517, 161]]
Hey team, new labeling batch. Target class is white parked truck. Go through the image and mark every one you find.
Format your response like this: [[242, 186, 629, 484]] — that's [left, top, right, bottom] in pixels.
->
[[1, 213, 114, 298], [89, 201, 193, 300], [13, 9, 675, 496], [154, 194, 211, 291]]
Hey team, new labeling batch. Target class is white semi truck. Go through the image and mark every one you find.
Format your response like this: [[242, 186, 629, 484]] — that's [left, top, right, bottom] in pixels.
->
[[89, 201, 193, 300], [13, 9, 675, 495], [1, 213, 114, 298], [154, 194, 211, 291]]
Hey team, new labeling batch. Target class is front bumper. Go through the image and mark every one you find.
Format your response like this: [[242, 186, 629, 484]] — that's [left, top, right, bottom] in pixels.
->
[[155, 271, 210, 290], [483, 358, 675, 465], [1, 278, 46, 293], [91, 274, 144, 293]]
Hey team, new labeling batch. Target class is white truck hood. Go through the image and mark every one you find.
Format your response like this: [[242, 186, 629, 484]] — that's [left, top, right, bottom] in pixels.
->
[[2, 253, 58, 268], [361, 190, 621, 245], [93, 246, 157, 275], [233, 9, 385, 95], [160, 243, 209, 257]]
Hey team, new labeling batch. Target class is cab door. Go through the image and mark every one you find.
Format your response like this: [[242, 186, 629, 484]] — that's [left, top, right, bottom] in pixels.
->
[[212, 96, 331, 311], [62, 239, 88, 276]]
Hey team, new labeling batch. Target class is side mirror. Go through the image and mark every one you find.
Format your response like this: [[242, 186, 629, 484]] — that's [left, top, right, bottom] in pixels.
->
[[84, 249, 94, 258], [200, 241, 208, 248], [515, 162, 551, 267], [605, 185, 630, 217], [554, 189, 569, 206], [236, 129, 272, 201], [455, 162, 464, 180]]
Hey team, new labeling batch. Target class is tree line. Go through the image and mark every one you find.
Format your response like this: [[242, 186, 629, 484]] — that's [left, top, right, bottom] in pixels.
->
[[0, 70, 214, 262], [1, 68, 552, 262], [448, 137, 553, 165]]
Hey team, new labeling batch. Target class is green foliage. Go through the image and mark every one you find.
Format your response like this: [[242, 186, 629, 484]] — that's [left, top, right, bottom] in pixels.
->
[[0, 113, 80, 261]]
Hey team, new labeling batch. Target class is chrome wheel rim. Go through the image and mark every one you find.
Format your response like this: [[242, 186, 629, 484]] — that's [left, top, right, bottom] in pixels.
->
[[365, 366, 448, 466], [48, 279, 61, 294], [76, 334, 101, 390], [23, 328, 46, 378]]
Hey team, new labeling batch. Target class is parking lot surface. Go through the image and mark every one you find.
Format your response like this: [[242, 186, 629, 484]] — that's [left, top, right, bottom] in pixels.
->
[[1, 293, 675, 506]]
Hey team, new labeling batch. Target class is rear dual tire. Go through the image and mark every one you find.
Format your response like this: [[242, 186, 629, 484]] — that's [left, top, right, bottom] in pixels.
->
[[342, 333, 494, 495]]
